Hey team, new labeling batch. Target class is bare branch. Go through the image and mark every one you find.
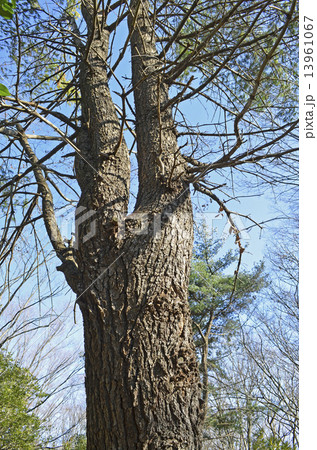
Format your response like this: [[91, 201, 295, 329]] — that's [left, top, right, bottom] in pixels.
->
[[16, 125, 80, 293]]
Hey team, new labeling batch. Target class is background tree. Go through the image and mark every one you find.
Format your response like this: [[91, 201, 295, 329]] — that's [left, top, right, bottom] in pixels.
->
[[0, 240, 86, 446], [0, 0, 298, 447], [242, 208, 299, 448], [198, 208, 298, 449], [188, 223, 266, 422]]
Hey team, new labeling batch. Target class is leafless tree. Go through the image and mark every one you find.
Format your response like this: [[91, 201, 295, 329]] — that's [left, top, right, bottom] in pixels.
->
[[202, 209, 298, 449]]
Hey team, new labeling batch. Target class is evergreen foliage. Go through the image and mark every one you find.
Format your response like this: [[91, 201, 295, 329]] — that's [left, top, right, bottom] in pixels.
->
[[0, 351, 45, 449]]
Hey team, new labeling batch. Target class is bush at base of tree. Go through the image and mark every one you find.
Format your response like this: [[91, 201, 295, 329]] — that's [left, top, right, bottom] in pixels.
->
[[62, 434, 87, 450], [0, 351, 45, 449], [252, 430, 295, 450]]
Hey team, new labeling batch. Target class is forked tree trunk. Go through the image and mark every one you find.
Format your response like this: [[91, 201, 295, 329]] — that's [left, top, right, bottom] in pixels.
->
[[74, 1, 203, 448]]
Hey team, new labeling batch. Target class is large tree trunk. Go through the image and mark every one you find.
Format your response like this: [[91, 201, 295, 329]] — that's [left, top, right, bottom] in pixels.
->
[[75, 1, 203, 448], [80, 203, 202, 448]]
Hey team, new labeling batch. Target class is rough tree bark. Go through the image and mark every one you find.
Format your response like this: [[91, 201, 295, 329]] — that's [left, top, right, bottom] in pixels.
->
[[73, 0, 203, 447]]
